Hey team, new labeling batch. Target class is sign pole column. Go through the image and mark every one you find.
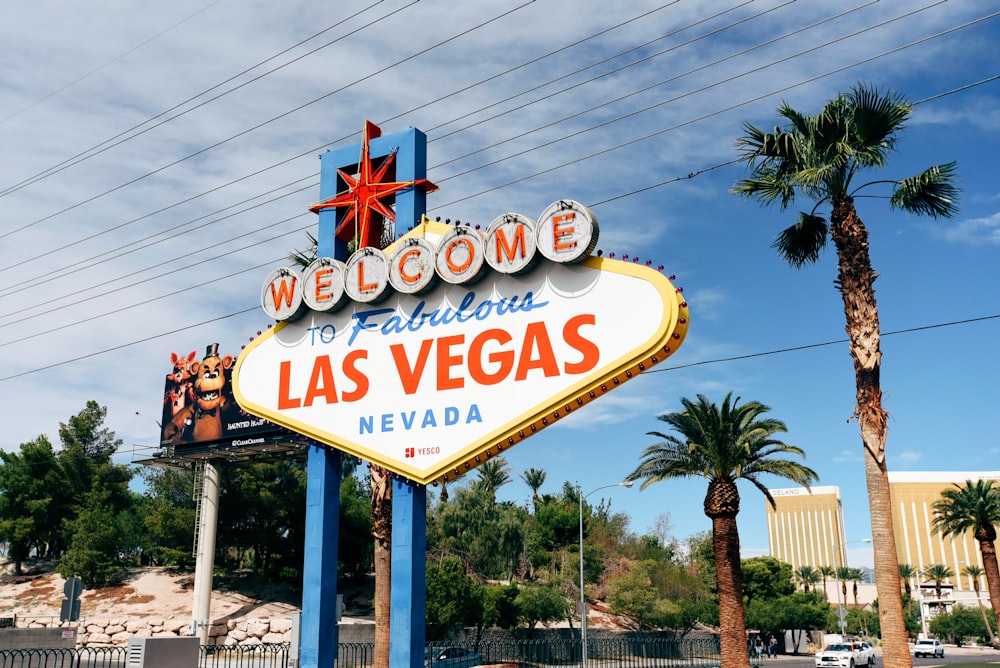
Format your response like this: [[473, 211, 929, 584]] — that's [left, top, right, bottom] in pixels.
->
[[390, 480, 426, 668], [299, 444, 341, 668]]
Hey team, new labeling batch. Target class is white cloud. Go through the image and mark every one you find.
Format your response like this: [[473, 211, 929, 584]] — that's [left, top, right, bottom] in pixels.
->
[[934, 212, 1000, 245]]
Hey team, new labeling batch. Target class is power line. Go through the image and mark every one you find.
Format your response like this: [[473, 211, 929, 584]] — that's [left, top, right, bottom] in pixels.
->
[[3, 59, 996, 329], [434, 0, 949, 184], [0, 0, 223, 127], [1, 8, 995, 323], [649, 313, 1000, 374], [0, 308, 260, 383], [0, 0, 686, 277], [0, 0, 394, 197], [0, 0, 537, 241], [0, 0, 976, 285], [433, 10, 1000, 209]]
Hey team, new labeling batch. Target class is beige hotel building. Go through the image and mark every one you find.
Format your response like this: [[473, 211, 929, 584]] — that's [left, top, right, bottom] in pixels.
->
[[766, 472, 1000, 618]]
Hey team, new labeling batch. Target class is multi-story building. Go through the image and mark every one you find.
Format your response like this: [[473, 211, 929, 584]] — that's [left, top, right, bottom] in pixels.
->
[[889, 471, 1000, 599], [765, 472, 1000, 631], [766, 485, 847, 571]]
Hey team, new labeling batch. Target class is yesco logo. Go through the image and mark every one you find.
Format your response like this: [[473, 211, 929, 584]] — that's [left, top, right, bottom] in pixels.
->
[[260, 200, 598, 320]]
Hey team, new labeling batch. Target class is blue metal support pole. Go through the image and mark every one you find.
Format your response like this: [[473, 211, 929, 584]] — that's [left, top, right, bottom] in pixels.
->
[[389, 480, 426, 668], [299, 444, 341, 668]]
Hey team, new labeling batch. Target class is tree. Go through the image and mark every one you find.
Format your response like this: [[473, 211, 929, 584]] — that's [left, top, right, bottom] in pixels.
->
[[605, 560, 659, 630], [746, 591, 828, 652], [55, 401, 126, 557], [849, 567, 865, 608], [835, 566, 852, 606], [932, 479, 1000, 638], [898, 563, 917, 600], [794, 565, 821, 593], [627, 393, 817, 668], [818, 565, 835, 601], [0, 437, 62, 574], [960, 564, 996, 645], [217, 460, 307, 578], [733, 83, 959, 668], [742, 557, 795, 603], [476, 457, 512, 498], [140, 467, 196, 568], [923, 563, 953, 601], [520, 468, 547, 502], [339, 474, 374, 579], [425, 555, 483, 640], [929, 605, 992, 645], [515, 583, 567, 636]]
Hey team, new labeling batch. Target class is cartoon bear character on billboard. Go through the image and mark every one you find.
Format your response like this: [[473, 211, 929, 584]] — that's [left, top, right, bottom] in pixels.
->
[[163, 343, 233, 445]]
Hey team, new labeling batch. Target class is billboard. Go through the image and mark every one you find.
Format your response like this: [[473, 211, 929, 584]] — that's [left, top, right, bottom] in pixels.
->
[[234, 207, 689, 484], [160, 343, 287, 452]]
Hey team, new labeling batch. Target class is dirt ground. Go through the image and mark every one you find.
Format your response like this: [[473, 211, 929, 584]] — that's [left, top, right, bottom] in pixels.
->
[[0, 560, 375, 623]]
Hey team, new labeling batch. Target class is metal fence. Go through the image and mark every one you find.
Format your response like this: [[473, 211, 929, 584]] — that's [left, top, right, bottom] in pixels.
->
[[0, 643, 288, 668], [0, 638, 730, 668], [339, 637, 727, 668]]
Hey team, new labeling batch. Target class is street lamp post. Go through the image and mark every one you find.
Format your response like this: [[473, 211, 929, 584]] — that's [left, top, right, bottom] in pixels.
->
[[833, 538, 872, 637], [579, 481, 633, 668]]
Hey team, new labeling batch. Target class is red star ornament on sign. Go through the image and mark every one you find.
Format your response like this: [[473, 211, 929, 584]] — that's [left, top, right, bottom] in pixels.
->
[[309, 121, 438, 249]]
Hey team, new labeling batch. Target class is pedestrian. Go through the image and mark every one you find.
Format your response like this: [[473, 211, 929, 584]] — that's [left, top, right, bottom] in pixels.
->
[[768, 635, 778, 658]]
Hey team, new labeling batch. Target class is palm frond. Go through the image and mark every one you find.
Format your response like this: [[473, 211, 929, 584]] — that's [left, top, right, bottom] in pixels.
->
[[847, 83, 910, 159], [731, 169, 798, 209], [628, 392, 817, 497], [288, 231, 319, 268], [890, 162, 960, 219], [771, 213, 828, 268]]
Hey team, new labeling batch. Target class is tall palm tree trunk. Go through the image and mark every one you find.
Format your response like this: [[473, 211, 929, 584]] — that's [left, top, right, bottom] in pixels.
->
[[978, 539, 1000, 642], [830, 195, 909, 668], [712, 513, 750, 668], [372, 467, 392, 668]]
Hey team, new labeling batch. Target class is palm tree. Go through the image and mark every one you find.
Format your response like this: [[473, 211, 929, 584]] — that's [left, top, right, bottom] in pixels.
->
[[476, 457, 512, 497], [521, 467, 547, 502], [627, 393, 817, 668], [898, 563, 917, 599], [923, 563, 953, 601], [849, 567, 865, 607], [733, 83, 959, 668], [932, 479, 1000, 637], [794, 565, 821, 593], [961, 564, 996, 644], [819, 565, 835, 601], [836, 566, 852, 605]]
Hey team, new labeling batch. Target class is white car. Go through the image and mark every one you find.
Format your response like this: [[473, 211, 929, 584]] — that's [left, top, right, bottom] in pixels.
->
[[815, 642, 875, 668], [912, 639, 944, 658]]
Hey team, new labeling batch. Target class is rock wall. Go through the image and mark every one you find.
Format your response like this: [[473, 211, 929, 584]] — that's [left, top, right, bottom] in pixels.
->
[[15, 616, 296, 647]]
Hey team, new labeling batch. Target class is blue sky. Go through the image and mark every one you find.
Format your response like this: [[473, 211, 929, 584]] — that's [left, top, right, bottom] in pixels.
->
[[2, 0, 999, 569]]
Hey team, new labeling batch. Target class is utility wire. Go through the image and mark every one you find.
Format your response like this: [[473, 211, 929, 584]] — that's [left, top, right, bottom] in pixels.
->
[[434, 0, 948, 184], [3, 58, 995, 352], [0, 0, 392, 197], [0, 0, 536, 241], [433, 9, 1000, 209], [650, 314, 1000, 374], [2, 9, 996, 316], [0, 0, 685, 268], [0, 181, 316, 303], [0, 0, 223, 127], [0, 0, 963, 283], [2, 53, 997, 322]]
